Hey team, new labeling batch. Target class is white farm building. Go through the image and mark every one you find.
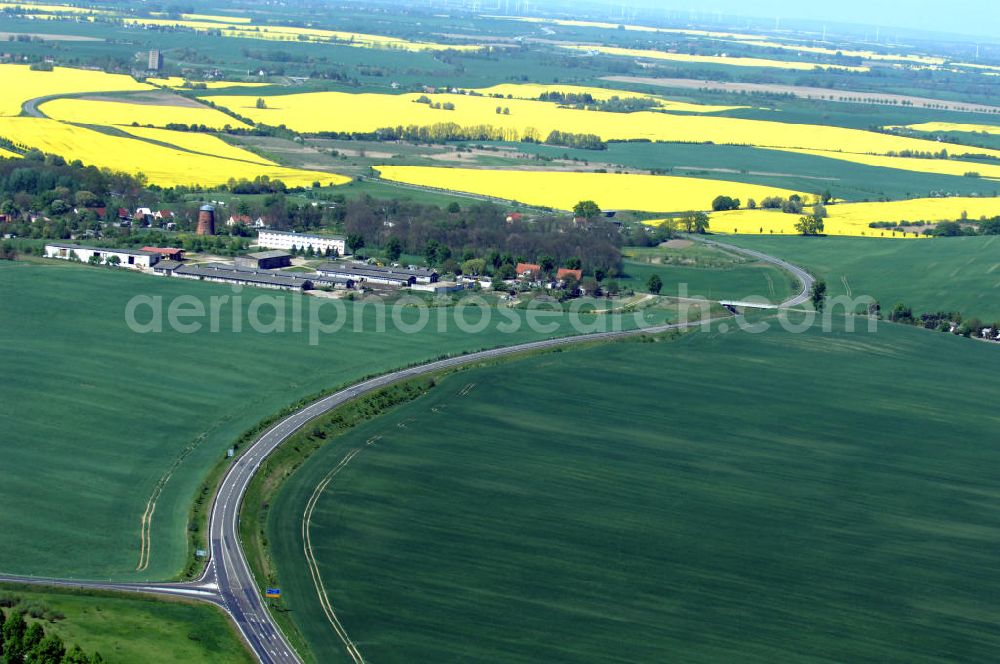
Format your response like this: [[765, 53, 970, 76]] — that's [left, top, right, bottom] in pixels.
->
[[45, 243, 160, 269], [256, 230, 345, 256]]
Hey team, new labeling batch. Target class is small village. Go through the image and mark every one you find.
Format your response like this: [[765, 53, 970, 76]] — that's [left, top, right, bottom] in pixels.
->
[[42, 204, 592, 300]]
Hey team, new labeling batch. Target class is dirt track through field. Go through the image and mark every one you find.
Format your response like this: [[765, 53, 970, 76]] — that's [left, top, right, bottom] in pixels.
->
[[603, 76, 1000, 114], [302, 448, 367, 664]]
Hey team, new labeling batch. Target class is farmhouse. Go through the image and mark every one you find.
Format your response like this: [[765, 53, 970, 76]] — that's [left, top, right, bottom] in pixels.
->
[[44, 242, 159, 269], [235, 250, 292, 270], [227, 214, 266, 229], [556, 268, 582, 281], [257, 229, 345, 255], [141, 246, 184, 261], [515, 262, 541, 277]]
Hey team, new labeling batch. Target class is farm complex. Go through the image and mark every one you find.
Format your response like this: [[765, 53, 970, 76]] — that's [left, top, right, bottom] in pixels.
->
[[2, 1, 1000, 663]]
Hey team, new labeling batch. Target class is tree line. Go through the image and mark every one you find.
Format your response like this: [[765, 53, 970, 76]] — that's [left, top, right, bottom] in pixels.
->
[[339, 195, 622, 275], [0, 605, 104, 664]]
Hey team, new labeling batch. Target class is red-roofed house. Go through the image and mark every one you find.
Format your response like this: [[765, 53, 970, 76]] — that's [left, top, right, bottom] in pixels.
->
[[557, 268, 582, 281], [141, 246, 185, 261], [154, 210, 174, 221], [515, 262, 541, 277], [505, 212, 522, 223]]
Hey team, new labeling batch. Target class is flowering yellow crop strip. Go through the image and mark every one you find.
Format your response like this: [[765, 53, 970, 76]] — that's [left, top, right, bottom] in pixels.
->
[[0, 146, 21, 159], [204, 90, 1000, 162], [775, 148, 1000, 180], [375, 165, 807, 213], [953, 62, 1000, 73], [470, 83, 743, 113], [115, 126, 276, 166], [0, 2, 111, 15], [0, 64, 152, 117], [0, 117, 347, 188], [885, 122, 1000, 136], [481, 15, 771, 41], [122, 17, 482, 52], [39, 98, 251, 130], [696, 197, 1000, 237], [558, 44, 870, 72], [178, 13, 251, 24], [717, 40, 944, 65], [486, 15, 940, 65]]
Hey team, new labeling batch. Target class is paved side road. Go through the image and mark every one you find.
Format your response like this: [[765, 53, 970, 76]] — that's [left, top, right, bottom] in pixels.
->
[[702, 238, 816, 307], [0, 245, 812, 663]]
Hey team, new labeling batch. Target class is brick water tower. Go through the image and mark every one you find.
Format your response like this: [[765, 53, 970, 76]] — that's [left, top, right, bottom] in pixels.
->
[[196, 205, 215, 236]]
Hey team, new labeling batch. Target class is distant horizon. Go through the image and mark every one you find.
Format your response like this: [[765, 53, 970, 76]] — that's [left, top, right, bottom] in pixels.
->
[[525, 0, 1000, 42]]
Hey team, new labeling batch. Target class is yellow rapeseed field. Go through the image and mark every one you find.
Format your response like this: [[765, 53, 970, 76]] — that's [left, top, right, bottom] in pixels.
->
[[205, 90, 1000, 162], [776, 148, 1000, 180], [719, 40, 944, 65], [0, 64, 152, 116], [0, 146, 21, 159], [178, 13, 251, 23], [39, 98, 251, 130], [115, 126, 276, 166], [375, 165, 806, 213], [0, 2, 110, 15], [482, 15, 769, 41], [558, 44, 871, 72], [699, 197, 1000, 237], [954, 62, 1000, 73], [471, 83, 742, 112], [487, 16, 941, 65], [123, 17, 481, 52], [886, 122, 1000, 136], [0, 117, 347, 188]]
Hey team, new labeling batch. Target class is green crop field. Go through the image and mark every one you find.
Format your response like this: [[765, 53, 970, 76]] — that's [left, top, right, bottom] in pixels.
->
[[619, 243, 799, 302], [493, 141, 998, 201], [0, 584, 251, 664], [0, 260, 675, 581], [266, 317, 1000, 663], [718, 235, 1000, 321]]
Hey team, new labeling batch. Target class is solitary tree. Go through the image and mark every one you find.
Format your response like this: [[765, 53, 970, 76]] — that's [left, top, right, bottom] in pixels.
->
[[711, 195, 740, 211], [795, 213, 825, 236], [3, 611, 27, 661], [810, 279, 827, 311], [693, 212, 710, 234], [31, 632, 66, 663], [384, 237, 402, 262], [647, 273, 663, 294], [345, 233, 365, 255], [255, 97, 267, 109], [573, 200, 601, 219]]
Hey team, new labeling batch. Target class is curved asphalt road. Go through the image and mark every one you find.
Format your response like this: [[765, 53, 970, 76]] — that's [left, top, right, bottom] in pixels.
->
[[705, 238, 815, 307], [0, 243, 813, 663]]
